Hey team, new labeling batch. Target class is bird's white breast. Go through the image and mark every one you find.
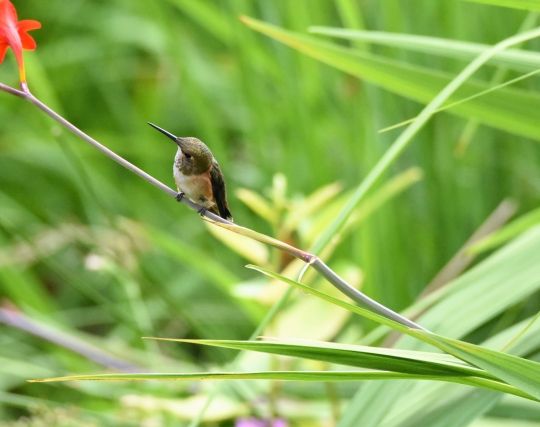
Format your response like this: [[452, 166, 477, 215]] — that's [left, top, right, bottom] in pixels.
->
[[173, 150, 214, 207]]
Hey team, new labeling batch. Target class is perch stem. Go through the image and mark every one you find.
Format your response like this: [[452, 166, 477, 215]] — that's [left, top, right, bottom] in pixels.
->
[[0, 81, 425, 331]]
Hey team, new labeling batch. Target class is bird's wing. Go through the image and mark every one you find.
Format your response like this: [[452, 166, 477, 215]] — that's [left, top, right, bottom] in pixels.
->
[[210, 160, 233, 221]]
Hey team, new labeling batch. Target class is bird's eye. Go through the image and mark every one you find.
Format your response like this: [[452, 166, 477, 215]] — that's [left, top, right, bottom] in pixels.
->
[[185, 153, 192, 159]]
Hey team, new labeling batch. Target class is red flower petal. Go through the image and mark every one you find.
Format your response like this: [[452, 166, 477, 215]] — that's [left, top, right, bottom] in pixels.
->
[[0, 0, 17, 22], [0, 1, 41, 82], [0, 42, 8, 63], [17, 20, 41, 50], [18, 19, 41, 32], [18, 33, 36, 50]]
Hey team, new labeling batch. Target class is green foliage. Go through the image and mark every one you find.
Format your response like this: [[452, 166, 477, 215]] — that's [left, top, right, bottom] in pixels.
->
[[0, 1, 539, 426], [462, 0, 540, 10], [310, 28, 540, 72], [242, 17, 540, 142]]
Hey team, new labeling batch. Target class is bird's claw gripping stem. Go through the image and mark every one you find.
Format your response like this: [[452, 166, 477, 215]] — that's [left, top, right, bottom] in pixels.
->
[[197, 207, 207, 216], [175, 192, 185, 202]]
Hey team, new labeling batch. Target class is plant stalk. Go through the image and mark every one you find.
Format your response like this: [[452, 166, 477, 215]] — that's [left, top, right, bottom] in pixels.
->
[[0, 81, 425, 331]]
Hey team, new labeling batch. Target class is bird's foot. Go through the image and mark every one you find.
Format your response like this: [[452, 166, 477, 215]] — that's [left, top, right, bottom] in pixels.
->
[[197, 207, 207, 216], [175, 192, 185, 202]]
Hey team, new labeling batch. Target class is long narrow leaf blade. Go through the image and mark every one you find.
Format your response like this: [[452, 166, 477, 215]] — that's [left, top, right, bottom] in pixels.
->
[[408, 331, 540, 400], [461, 0, 540, 10], [309, 28, 540, 72], [241, 16, 540, 141], [145, 337, 493, 378], [247, 265, 540, 400], [27, 371, 535, 399]]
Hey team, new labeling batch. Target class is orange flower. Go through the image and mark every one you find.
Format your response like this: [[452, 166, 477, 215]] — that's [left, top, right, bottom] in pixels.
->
[[0, 0, 41, 83]]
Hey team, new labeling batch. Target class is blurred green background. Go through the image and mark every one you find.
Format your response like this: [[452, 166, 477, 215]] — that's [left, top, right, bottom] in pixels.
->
[[0, 0, 539, 425]]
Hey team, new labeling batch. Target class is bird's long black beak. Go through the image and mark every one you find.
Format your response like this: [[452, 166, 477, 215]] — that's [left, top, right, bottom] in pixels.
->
[[148, 122, 180, 146]]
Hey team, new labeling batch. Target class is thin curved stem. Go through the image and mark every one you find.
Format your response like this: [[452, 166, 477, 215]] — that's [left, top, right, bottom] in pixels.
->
[[0, 82, 25, 97], [19, 83, 230, 225], [0, 81, 424, 331]]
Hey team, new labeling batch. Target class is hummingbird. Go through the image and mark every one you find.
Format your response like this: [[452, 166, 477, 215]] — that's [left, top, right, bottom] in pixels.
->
[[148, 122, 233, 221]]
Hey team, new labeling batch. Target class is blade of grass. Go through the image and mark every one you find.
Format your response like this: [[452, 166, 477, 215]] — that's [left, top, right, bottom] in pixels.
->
[[27, 371, 533, 400], [341, 227, 540, 425], [146, 337, 494, 378], [454, 12, 538, 155], [378, 69, 540, 134], [501, 311, 540, 352], [468, 208, 540, 254], [309, 28, 540, 72], [364, 225, 540, 345], [247, 265, 540, 400], [408, 330, 540, 400], [461, 0, 540, 10], [243, 16, 540, 144], [240, 17, 540, 258], [356, 315, 540, 427]]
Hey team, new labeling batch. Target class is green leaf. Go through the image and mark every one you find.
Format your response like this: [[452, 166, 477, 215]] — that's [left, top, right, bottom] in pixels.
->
[[26, 371, 534, 399], [388, 390, 500, 427], [27, 371, 464, 383], [304, 168, 423, 245], [165, 0, 234, 42], [310, 28, 540, 72], [283, 182, 342, 233], [242, 16, 540, 142], [469, 208, 540, 254], [364, 226, 540, 342], [203, 218, 310, 262], [378, 70, 540, 134], [146, 337, 493, 378], [206, 223, 270, 266], [247, 264, 412, 334], [408, 331, 540, 400], [461, 0, 540, 10], [270, 264, 362, 341], [235, 188, 277, 225], [340, 228, 540, 426], [246, 265, 540, 401]]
